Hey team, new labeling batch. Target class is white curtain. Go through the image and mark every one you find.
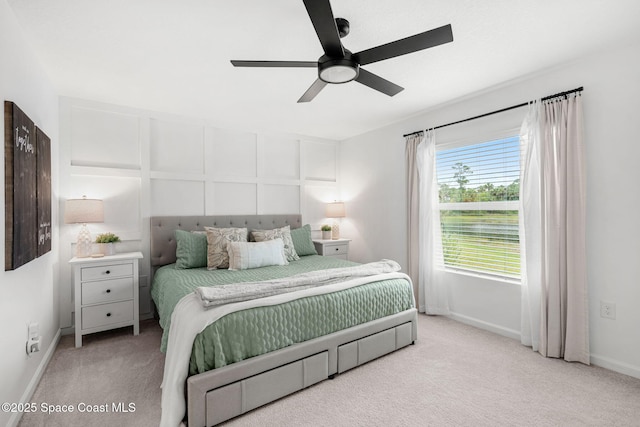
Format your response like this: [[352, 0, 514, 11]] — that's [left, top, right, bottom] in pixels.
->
[[406, 132, 423, 308], [415, 130, 449, 315], [519, 94, 589, 364]]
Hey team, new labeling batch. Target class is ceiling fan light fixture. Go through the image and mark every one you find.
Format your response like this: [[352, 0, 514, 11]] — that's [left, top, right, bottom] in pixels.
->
[[231, 0, 454, 102], [318, 58, 359, 84]]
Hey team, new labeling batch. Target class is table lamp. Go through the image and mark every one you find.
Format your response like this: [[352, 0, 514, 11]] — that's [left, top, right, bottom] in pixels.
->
[[65, 196, 104, 257], [325, 201, 345, 240]]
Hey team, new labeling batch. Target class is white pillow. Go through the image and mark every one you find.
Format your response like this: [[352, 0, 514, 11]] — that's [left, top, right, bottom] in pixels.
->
[[226, 238, 288, 270]]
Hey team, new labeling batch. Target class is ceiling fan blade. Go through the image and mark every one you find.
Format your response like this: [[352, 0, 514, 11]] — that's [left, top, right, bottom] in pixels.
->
[[231, 60, 317, 68], [302, 0, 344, 58], [298, 79, 328, 103], [354, 24, 453, 66], [355, 69, 404, 97]]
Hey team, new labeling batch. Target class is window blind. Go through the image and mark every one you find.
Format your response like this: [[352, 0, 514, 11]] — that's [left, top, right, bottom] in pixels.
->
[[436, 136, 521, 279]]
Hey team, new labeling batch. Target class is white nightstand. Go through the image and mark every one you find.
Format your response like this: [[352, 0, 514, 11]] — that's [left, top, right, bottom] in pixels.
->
[[313, 239, 351, 260], [70, 251, 143, 348]]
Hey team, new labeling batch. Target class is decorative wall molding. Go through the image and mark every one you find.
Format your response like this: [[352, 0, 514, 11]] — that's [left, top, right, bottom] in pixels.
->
[[58, 97, 340, 326]]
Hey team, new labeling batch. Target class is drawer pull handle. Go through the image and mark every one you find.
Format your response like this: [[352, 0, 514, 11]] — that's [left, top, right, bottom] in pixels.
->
[[335, 248, 339, 251], [105, 270, 111, 275], [106, 312, 112, 317], [106, 289, 111, 293]]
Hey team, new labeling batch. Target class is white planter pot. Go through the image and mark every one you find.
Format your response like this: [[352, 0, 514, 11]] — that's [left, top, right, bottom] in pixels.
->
[[99, 243, 116, 256], [322, 231, 331, 240]]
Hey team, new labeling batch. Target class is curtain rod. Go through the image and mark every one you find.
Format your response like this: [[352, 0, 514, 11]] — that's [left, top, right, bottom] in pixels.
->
[[403, 86, 583, 138]]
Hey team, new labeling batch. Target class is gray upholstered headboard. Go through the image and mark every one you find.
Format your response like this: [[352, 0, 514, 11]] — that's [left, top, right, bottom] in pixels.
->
[[149, 214, 302, 269]]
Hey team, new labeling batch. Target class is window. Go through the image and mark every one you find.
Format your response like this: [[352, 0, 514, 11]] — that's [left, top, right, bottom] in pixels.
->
[[436, 136, 520, 280]]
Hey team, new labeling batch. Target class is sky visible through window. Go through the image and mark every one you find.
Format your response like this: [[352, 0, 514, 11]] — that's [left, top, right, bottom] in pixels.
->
[[436, 136, 520, 197]]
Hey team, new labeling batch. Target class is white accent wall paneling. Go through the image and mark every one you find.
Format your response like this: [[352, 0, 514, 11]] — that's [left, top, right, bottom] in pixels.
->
[[150, 118, 204, 175], [59, 98, 341, 327], [67, 175, 141, 239], [208, 127, 257, 179], [262, 184, 300, 215], [261, 135, 300, 180], [209, 183, 257, 215], [300, 139, 342, 234], [150, 179, 205, 215], [70, 106, 140, 169], [304, 184, 341, 230], [304, 140, 337, 181], [59, 98, 146, 329]]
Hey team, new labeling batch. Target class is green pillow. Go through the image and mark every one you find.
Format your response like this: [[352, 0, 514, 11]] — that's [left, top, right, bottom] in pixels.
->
[[175, 230, 208, 269], [290, 224, 317, 256]]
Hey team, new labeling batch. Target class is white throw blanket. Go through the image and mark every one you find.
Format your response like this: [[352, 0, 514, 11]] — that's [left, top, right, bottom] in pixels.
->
[[195, 259, 401, 308], [160, 266, 412, 427]]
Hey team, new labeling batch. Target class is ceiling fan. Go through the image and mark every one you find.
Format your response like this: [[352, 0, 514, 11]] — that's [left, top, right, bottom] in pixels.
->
[[231, 0, 453, 103]]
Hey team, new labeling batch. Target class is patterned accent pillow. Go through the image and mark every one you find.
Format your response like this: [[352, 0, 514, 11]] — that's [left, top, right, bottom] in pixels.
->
[[175, 230, 208, 269], [251, 225, 300, 262], [204, 226, 248, 269], [290, 224, 317, 256]]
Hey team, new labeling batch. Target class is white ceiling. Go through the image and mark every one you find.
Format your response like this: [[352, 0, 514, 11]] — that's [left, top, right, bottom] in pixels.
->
[[7, 0, 640, 140]]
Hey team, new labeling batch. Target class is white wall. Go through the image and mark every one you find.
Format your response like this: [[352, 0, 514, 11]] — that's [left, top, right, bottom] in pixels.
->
[[58, 97, 342, 328], [340, 40, 640, 378], [0, 1, 60, 426]]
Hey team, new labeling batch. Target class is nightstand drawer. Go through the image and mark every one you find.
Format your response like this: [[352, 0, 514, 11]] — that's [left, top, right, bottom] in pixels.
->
[[82, 277, 134, 305], [313, 239, 350, 261], [324, 243, 348, 255], [81, 263, 133, 281], [82, 300, 134, 330]]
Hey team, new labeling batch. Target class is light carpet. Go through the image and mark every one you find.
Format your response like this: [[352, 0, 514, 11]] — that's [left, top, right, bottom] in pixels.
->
[[18, 316, 640, 427]]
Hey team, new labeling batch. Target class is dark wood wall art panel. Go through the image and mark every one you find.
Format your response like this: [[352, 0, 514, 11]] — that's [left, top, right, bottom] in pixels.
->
[[4, 101, 38, 271], [36, 127, 51, 256]]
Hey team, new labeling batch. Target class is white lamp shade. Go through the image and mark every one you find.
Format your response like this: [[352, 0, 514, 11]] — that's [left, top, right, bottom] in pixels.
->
[[325, 202, 346, 218], [64, 198, 104, 224]]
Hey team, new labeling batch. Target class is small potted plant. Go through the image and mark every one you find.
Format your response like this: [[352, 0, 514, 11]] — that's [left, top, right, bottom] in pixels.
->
[[95, 232, 121, 256], [321, 224, 332, 240]]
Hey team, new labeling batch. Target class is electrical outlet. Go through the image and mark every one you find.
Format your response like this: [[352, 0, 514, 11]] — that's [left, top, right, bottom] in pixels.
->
[[26, 322, 41, 356], [600, 301, 616, 320]]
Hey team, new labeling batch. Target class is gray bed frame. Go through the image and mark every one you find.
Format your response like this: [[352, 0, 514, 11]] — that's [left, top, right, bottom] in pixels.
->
[[150, 215, 418, 427]]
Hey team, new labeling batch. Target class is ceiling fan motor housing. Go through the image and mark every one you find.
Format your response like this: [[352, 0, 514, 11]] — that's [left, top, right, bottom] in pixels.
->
[[335, 18, 350, 38], [318, 51, 359, 84]]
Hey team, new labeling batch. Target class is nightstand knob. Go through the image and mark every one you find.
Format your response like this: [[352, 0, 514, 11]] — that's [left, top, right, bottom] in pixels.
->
[[335, 248, 339, 251], [105, 270, 111, 275], [106, 289, 111, 293], [106, 312, 112, 317]]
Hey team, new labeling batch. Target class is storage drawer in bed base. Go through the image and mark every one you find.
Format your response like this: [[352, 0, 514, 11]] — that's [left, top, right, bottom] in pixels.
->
[[205, 351, 328, 426], [187, 308, 418, 427], [338, 321, 413, 373]]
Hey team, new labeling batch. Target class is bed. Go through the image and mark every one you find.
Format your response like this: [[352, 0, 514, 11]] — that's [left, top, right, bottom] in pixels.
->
[[150, 215, 418, 427]]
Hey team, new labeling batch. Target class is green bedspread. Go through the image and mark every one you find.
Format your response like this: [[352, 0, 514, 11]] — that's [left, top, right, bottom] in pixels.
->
[[152, 255, 357, 350], [151, 255, 415, 375], [189, 277, 414, 374]]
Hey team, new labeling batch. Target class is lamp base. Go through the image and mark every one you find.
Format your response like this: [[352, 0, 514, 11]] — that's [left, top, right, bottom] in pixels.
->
[[76, 224, 93, 257], [331, 220, 340, 240]]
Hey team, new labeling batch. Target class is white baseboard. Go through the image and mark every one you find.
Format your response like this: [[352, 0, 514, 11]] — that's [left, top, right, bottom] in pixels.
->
[[447, 312, 640, 380], [8, 328, 61, 427], [447, 311, 521, 341], [590, 353, 640, 380]]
